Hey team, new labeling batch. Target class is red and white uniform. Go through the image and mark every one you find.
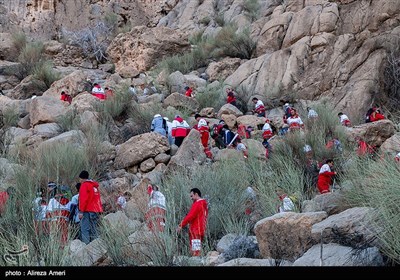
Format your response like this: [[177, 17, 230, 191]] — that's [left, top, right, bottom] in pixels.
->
[[339, 114, 351, 127], [0, 191, 9, 215], [317, 164, 335, 194], [171, 117, 190, 137], [195, 119, 212, 158], [262, 122, 273, 139], [254, 100, 265, 115], [91, 84, 106, 100], [287, 115, 304, 131], [395, 152, 400, 162], [179, 198, 208, 256], [46, 196, 70, 244]]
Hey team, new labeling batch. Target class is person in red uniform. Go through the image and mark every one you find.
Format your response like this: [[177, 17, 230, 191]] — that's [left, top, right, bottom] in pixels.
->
[[226, 88, 237, 107], [177, 188, 208, 256], [317, 159, 336, 194], [0, 187, 14, 216], [193, 114, 212, 159], [369, 109, 385, 122], [78, 170, 103, 244], [184, 86, 193, 97], [60, 91, 72, 104]]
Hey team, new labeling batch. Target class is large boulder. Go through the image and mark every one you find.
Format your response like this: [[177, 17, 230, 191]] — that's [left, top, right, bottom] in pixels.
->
[[165, 129, 206, 175], [344, 119, 396, 147], [380, 132, 400, 155], [292, 243, 384, 266], [254, 211, 327, 261], [163, 92, 200, 113], [29, 96, 67, 127], [302, 191, 351, 215], [311, 207, 378, 247], [114, 132, 169, 169]]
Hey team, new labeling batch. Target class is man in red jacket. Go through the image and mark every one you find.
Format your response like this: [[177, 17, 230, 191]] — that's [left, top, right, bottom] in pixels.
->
[[78, 170, 103, 244], [177, 188, 208, 257]]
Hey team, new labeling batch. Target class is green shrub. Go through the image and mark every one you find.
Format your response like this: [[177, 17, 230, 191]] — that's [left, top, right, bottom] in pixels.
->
[[195, 83, 225, 111], [213, 23, 256, 59], [35, 143, 91, 188], [32, 60, 61, 89], [15, 41, 45, 80], [214, 12, 225, 27], [1, 106, 19, 128], [243, 0, 261, 22], [10, 32, 27, 61], [342, 156, 400, 263], [101, 86, 133, 120], [56, 108, 80, 133], [128, 102, 163, 136]]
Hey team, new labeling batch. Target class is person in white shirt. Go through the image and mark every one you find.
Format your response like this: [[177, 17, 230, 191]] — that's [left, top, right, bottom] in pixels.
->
[[275, 188, 295, 213], [117, 191, 132, 209], [287, 108, 304, 131], [338, 112, 351, 127], [307, 107, 318, 119]]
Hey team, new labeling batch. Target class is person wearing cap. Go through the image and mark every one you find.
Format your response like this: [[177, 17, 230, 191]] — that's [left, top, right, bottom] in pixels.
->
[[151, 114, 167, 137], [275, 188, 295, 213], [395, 152, 400, 162], [171, 115, 190, 147], [78, 170, 103, 244], [145, 184, 166, 232]]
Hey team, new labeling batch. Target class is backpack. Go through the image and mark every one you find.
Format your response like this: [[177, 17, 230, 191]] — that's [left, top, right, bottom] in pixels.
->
[[68, 203, 79, 224], [162, 118, 168, 132]]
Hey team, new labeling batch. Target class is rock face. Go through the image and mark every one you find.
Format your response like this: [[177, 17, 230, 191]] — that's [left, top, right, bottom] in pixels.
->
[[107, 26, 190, 78], [0, 0, 171, 40]]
